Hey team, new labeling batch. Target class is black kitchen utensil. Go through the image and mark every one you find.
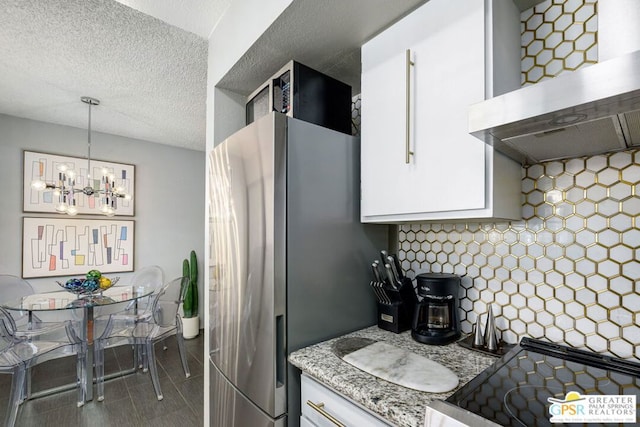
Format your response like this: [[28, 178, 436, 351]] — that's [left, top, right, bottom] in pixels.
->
[[369, 251, 418, 333], [369, 276, 417, 333]]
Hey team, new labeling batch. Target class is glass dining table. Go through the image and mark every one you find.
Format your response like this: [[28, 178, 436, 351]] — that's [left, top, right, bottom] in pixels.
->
[[1, 284, 154, 403]]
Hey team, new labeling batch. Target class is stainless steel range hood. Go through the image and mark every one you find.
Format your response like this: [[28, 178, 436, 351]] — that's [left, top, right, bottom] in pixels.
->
[[469, 0, 640, 165]]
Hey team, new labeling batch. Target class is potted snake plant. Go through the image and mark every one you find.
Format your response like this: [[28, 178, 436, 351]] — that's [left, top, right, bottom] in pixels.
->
[[181, 250, 199, 339]]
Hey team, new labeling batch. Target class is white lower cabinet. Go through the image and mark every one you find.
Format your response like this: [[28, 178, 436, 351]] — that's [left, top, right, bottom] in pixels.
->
[[300, 414, 318, 427], [301, 374, 390, 426]]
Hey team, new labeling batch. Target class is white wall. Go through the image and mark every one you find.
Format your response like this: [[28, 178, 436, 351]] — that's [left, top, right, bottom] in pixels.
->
[[207, 0, 293, 92], [0, 114, 206, 322], [206, 0, 293, 151]]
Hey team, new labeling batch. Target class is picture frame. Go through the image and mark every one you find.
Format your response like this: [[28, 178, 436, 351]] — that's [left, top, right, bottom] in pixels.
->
[[22, 217, 135, 278], [23, 150, 135, 216]]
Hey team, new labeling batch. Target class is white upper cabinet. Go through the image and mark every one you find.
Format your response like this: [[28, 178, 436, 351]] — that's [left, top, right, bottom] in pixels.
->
[[361, 0, 522, 223]]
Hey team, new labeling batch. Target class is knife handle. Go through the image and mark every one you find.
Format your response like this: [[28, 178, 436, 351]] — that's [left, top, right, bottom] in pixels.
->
[[371, 263, 382, 282], [370, 282, 384, 304], [380, 283, 391, 305], [387, 256, 402, 283], [380, 250, 388, 267], [384, 263, 398, 290], [373, 281, 390, 305], [390, 254, 404, 279]]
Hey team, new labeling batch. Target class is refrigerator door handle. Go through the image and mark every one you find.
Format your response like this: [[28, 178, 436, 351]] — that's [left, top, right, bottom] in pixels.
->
[[276, 314, 285, 388]]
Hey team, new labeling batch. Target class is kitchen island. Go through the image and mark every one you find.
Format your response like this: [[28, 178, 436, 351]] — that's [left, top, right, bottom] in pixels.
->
[[289, 326, 497, 427]]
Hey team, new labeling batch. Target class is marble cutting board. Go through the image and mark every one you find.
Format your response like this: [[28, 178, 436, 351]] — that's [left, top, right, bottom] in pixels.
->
[[332, 337, 459, 393]]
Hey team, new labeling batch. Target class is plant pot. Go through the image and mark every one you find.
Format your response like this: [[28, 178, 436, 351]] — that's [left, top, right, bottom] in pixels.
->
[[182, 315, 200, 339]]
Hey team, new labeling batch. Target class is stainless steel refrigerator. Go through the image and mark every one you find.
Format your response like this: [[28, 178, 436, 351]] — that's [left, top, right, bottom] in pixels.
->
[[208, 112, 387, 427]]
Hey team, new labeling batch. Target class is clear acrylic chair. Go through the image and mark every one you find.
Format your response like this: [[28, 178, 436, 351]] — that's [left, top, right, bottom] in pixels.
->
[[0, 307, 87, 426], [0, 275, 74, 337], [120, 265, 165, 319], [94, 266, 165, 369], [94, 276, 190, 401]]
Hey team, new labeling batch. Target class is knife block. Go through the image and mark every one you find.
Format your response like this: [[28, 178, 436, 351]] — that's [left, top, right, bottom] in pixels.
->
[[376, 278, 418, 334]]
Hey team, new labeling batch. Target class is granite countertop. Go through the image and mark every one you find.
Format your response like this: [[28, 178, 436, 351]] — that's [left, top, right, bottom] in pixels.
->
[[289, 326, 497, 427]]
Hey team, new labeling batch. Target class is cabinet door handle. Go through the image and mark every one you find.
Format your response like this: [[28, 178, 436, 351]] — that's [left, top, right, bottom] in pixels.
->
[[406, 48, 415, 164], [306, 400, 346, 427]]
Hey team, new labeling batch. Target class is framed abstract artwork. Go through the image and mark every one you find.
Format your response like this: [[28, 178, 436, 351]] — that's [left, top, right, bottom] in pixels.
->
[[22, 217, 135, 278], [23, 150, 135, 216]]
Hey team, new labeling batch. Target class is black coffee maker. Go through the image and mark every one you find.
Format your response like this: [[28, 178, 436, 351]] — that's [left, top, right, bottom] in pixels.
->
[[411, 273, 461, 345]]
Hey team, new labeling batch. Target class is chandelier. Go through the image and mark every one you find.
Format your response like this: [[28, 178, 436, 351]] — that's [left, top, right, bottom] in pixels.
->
[[30, 96, 132, 216]]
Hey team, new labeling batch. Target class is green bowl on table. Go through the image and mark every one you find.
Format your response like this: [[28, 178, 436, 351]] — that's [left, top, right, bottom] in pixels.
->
[[57, 272, 119, 296]]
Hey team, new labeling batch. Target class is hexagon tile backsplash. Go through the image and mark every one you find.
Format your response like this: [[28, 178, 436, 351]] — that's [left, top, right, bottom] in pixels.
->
[[521, 0, 598, 85], [398, 149, 640, 360]]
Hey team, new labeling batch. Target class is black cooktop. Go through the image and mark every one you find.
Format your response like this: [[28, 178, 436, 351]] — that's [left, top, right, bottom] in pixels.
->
[[446, 338, 640, 427]]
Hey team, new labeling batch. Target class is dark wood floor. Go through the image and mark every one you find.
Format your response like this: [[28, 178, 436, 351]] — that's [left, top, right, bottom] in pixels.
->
[[1, 332, 204, 427]]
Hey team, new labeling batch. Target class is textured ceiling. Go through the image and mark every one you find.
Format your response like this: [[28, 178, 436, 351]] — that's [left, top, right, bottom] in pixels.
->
[[0, 0, 430, 152], [0, 0, 209, 151], [113, 0, 229, 39]]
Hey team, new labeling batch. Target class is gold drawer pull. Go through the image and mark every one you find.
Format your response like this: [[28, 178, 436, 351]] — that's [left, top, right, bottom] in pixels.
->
[[306, 400, 346, 427]]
